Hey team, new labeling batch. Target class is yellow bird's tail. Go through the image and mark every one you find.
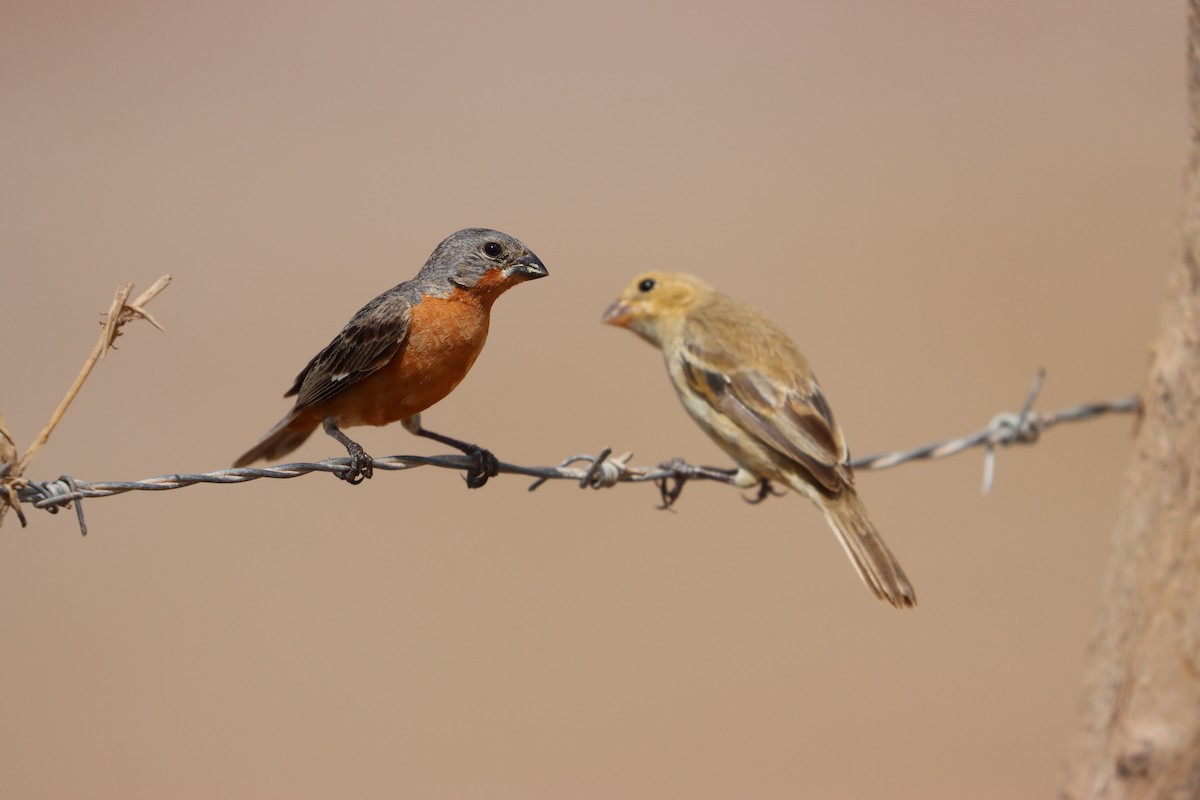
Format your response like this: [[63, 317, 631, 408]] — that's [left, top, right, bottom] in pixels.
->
[[817, 488, 917, 609]]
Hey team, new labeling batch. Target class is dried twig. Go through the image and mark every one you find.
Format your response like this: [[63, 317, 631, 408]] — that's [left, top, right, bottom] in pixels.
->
[[0, 276, 172, 529]]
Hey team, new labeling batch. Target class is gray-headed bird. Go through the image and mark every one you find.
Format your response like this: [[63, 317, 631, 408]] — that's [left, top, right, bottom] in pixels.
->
[[235, 228, 548, 486]]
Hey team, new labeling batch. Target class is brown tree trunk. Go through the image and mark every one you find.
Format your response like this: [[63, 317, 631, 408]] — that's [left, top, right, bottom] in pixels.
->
[[1061, 4, 1200, 797]]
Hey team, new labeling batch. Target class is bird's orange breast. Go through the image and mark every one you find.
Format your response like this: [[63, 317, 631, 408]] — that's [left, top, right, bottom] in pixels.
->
[[317, 290, 491, 428]]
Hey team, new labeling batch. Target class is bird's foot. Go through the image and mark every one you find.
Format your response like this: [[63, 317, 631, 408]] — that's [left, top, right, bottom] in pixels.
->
[[656, 459, 746, 509], [657, 476, 686, 509], [743, 478, 784, 505], [340, 443, 375, 485], [463, 445, 499, 489], [655, 458, 692, 509]]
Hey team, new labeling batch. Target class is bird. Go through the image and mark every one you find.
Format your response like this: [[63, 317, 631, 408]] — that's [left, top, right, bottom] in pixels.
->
[[602, 271, 915, 608], [233, 228, 548, 487]]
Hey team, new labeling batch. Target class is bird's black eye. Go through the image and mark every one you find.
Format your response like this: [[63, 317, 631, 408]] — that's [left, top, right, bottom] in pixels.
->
[[638, 278, 655, 292], [483, 241, 503, 258]]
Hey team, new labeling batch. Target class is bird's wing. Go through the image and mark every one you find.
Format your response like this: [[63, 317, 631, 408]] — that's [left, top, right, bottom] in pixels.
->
[[285, 291, 413, 409], [678, 317, 851, 492]]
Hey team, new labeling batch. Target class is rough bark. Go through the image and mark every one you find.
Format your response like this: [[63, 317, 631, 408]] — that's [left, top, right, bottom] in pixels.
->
[[1061, 4, 1200, 797]]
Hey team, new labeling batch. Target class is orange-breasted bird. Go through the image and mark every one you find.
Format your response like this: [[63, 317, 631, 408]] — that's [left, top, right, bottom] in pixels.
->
[[602, 271, 915, 608], [234, 228, 548, 486]]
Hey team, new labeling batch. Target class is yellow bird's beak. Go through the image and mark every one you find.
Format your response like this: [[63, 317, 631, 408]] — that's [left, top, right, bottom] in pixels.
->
[[601, 298, 633, 327]]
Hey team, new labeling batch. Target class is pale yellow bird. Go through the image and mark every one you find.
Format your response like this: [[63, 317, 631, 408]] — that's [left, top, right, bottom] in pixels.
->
[[603, 271, 915, 608]]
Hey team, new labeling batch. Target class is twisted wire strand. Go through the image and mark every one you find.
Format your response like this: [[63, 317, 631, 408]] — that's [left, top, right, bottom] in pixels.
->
[[1, 372, 1142, 534], [852, 393, 1140, 491], [861, 394, 1144, 466]]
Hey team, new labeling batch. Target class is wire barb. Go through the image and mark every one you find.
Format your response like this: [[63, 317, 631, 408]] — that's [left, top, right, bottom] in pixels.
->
[[850, 370, 1140, 495], [981, 368, 1045, 493], [9, 371, 1142, 535]]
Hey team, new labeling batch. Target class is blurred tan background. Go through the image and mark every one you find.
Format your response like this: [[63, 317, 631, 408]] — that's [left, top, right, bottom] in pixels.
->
[[0, 1, 1184, 797]]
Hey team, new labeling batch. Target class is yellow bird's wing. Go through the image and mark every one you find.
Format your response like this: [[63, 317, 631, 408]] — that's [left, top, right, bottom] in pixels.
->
[[678, 311, 853, 492]]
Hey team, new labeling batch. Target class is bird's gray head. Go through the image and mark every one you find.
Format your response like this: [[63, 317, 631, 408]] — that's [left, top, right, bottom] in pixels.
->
[[419, 228, 548, 297]]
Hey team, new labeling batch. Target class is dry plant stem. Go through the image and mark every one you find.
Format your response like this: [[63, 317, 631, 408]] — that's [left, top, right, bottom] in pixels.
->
[[0, 276, 171, 529], [0, 412, 21, 525], [14, 284, 131, 474], [0, 413, 16, 466]]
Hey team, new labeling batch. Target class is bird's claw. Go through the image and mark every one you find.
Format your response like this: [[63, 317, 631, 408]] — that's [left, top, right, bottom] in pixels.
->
[[655, 459, 752, 509], [743, 478, 783, 505], [463, 446, 499, 489], [655, 458, 690, 509], [656, 476, 686, 509], [340, 444, 374, 485]]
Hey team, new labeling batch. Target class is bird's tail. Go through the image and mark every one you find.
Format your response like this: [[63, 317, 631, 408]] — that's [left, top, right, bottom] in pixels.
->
[[233, 413, 317, 468], [817, 488, 917, 609]]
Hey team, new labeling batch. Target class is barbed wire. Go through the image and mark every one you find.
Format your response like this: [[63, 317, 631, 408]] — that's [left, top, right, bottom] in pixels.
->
[[0, 369, 1141, 536], [849, 370, 1141, 491]]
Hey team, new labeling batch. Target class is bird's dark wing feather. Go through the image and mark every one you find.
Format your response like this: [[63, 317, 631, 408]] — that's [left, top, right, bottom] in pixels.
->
[[285, 291, 413, 409]]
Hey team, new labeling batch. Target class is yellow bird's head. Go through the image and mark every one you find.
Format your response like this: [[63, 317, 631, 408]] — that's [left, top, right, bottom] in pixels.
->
[[601, 271, 711, 347]]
